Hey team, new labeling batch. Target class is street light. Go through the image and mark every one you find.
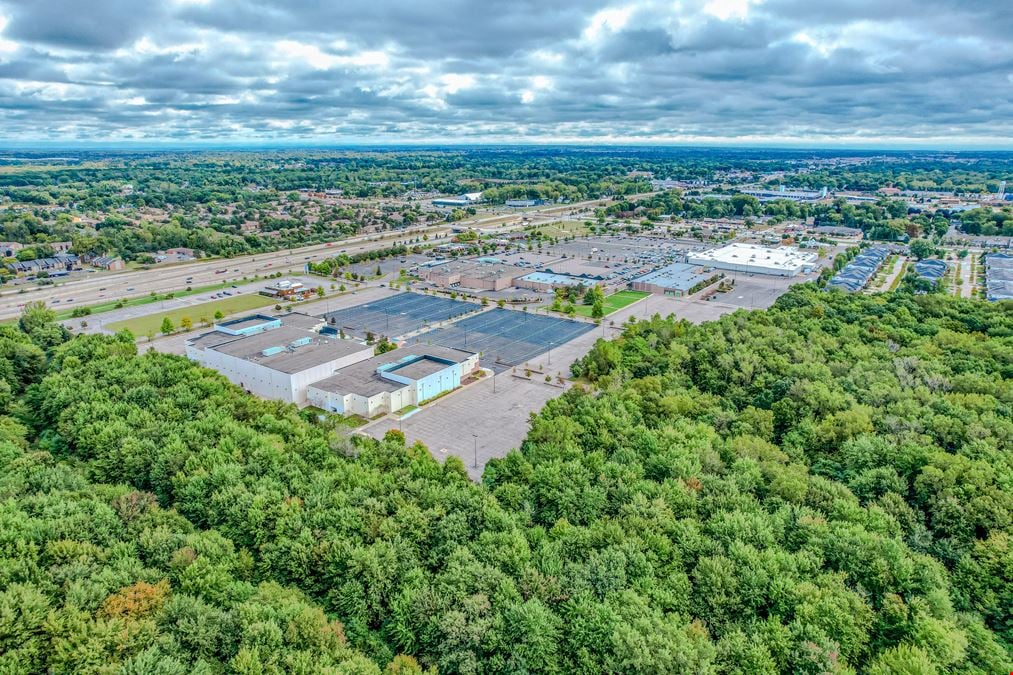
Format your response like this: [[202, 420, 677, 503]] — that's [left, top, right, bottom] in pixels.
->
[[472, 433, 478, 468]]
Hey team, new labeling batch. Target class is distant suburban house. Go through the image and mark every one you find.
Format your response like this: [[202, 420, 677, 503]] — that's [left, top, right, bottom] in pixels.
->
[[6, 253, 80, 275], [92, 255, 125, 271], [0, 242, 23, 258]]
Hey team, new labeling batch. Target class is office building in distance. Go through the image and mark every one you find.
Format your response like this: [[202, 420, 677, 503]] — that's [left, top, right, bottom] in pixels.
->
[[307, 344, 479, 417], [741, 186, 828, 202], [432, 192, 484, 207], [688, 243, 818, 277]]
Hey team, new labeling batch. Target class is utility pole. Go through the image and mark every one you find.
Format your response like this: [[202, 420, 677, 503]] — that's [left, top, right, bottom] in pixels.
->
[[472, 434, 478, 468]]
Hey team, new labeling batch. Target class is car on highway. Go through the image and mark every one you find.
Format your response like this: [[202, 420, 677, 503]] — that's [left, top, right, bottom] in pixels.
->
[[126, 287, 135, 291], [231, 285, 237, 288]]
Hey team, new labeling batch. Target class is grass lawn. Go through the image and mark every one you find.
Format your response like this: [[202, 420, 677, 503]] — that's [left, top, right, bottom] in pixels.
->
[[543, 290, 649, 318], [528, 221, 591, 239], [106, 293, 276, 337]]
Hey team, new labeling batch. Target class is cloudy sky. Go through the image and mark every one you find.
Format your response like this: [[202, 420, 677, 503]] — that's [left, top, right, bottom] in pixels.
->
[[0, 0, 1010, 147]]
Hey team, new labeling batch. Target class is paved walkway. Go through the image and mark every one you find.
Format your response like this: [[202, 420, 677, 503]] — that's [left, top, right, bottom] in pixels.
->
[[957, 255, 976, 297]]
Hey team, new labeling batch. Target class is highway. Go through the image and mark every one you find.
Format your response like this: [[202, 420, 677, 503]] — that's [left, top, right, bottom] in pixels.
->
[[0, 196, 612, 320], [0, 224, 449, 321]]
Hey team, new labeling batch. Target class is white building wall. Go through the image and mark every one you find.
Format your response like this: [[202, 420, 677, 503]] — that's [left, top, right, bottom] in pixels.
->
[[188, 342, 372, 406], [306, 352, 480, 417], [686, 255, 799, 277], [198, 349, 295, 402]]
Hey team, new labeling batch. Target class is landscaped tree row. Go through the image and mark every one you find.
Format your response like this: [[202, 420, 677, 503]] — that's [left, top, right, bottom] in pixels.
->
[[5, 288, 1011, 672]]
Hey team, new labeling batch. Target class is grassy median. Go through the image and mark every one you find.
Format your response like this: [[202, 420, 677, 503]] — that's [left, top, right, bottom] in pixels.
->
[[105, 293, 277, 337]]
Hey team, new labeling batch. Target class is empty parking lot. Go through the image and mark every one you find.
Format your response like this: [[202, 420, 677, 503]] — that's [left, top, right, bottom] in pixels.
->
[[410, 308, 595, 372], [321, 292, 481, 339]]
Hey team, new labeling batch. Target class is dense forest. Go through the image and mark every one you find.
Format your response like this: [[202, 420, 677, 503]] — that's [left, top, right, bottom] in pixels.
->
[[1, 286, 1010, 672]]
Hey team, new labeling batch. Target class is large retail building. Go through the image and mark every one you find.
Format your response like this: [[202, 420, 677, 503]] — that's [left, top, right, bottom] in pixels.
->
[[687, 243, 818, 277], [184, 313, 479, 413]]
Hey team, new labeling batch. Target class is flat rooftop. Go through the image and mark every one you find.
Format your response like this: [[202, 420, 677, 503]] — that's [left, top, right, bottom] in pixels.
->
[[388, 356, 453, 380], [187, 330, 242, 350], [634, 262, 713, 290], [198, 326, 371, 374], [216, 314, 277, 331], [427, 260, 521, 279], [310, 344, 474, 397], [690, 243, 817, 269], [273, 312, 325, 331], [519, 271, 597, 286]]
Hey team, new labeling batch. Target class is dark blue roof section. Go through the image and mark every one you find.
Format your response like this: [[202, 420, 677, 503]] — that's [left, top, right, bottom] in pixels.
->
[[912, 259, 947, 282], [410, 308, 594, 373], [826, 247, 890, 293], [322, 292, 482, 339], [984, 253, 1013, 301]]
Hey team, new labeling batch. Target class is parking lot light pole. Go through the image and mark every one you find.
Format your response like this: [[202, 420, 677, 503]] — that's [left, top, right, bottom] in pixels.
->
[[472, 433, 478, 468]]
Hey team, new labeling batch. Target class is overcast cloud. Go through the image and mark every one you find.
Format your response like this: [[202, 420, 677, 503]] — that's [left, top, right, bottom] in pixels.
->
[[0, 0, 1010, 146]]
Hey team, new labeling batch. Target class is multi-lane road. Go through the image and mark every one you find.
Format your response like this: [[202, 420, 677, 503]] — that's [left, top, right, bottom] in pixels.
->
[[0, 196, 614, 320], [0, 225, 445, 320]]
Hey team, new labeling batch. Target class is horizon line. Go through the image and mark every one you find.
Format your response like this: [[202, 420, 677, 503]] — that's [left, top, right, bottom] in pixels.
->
[[2, 139, 1013, 153]]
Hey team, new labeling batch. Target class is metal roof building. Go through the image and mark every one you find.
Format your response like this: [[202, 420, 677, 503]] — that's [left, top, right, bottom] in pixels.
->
[[631, 263, 719, 296], [984, 253, 1013, 302], [185, 316, 374, 405], [688, 243, 818, 277], [307, 344, 479, 418], [514, 271, 600, 292]]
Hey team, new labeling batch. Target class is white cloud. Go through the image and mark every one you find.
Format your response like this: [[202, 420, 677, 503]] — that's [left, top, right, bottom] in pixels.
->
[[0, 13, 17, 54], [0, 0, 1008, 145], [274, 40, 337, 69], [439, 73, 476, 94], [702, 0, 758, 21], [583, 6, 633, 41]]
